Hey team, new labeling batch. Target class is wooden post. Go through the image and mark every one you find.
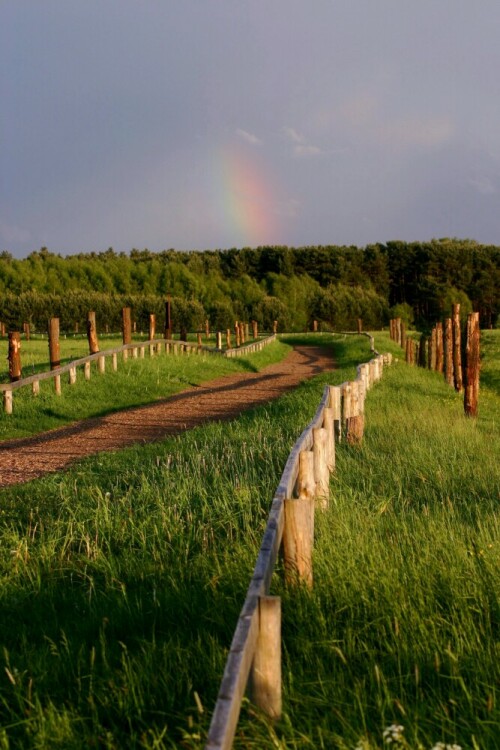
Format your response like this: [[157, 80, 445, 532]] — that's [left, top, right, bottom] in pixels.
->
[[8, 332, 22, 381], [342, 382, 352, 435], [3, 390, 13, 415], [313, 320, 318, 332], [401, 321, 406, 349], [149, 314, 156, 341], [395, 318, 401, 345], [32, 379, 40, 396], [54, 374, 61, 396], [112, 352, 118, 371], [328, 385, 342, 442], [197, 332, 202, 348], [165, 295, 172, 340], [452, 303, 463, 392], [297, 450, 316, 503], [245, 323, 250, 340], [216, 331, 222, 351], [357, 318, 362, 334], [323, 407, 335, 472], [48, 318, 61, 370], [98, 355, 105, 374], [252, 320, 258, 339], [87, 311, 99, 354], [313, 427, 329, 508], [444, 317, 454, 386], [249, 596, 281, 720], [273, 320, 278, 334], [405, 338, 412, 364], [429, 327, 437, 370], [84, 361, 91, 380], [240, 323, 246, 345], [226, 329, 231, 349], [436, 322, 444, 373], [283, 497, 314, 587], [122, 307, 132, 346], [346, 381, 364, 445], [464, 312, 480, 418], [23, 322, 30, 341], [69, 366, 76, 385]]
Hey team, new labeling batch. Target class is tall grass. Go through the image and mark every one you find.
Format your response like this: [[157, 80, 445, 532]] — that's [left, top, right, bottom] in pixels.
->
[[0, 333, 499, 748]]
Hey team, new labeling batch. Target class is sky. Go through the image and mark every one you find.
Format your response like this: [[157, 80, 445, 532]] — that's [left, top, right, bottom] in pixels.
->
[[2, 1, 500, 258]]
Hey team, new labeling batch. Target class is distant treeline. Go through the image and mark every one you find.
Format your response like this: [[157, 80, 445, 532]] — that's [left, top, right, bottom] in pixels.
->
[[0, 239, 498, 332]]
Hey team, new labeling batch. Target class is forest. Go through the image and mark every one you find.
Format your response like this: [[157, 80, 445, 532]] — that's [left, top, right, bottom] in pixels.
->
[[0, 238, 499, 333]]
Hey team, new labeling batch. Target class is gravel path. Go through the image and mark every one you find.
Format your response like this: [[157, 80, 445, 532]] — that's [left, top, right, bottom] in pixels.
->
[[0, 345, 334, 487]]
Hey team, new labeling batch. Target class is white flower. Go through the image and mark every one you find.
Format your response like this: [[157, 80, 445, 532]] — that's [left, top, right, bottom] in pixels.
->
[[383, 725, 405, 744]]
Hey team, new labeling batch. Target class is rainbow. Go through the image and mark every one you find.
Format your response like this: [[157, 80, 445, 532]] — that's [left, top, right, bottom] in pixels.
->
[[213, 144, 283, 247]]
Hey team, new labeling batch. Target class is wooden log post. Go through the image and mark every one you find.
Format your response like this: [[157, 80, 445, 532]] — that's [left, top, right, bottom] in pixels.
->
[[84, 361, 91, 380], [240, 323, 246, 345], [389, 319, 394, 341], [69, 366, 77, 385], [112, 352, 118, 371], [313, 320, 318, 332], [252, 320, 258, 340], [87, 311, 99, 354], [452, 303, 463, 392], [122, 307, 132, 360], [357, 318, 362, 334], [23, 322, 30, 341], [405, 338, 412, 364], [164, 295, 172, 341], [98, 355, 105, 374], [313, 427, 329, 509], [32, 379, 40, 396], [464, 311, 480, 418], [226, 329, 231, 349], [323, 407, 335, 472], [8, 332, 22, 381], [149, 314, 156, 356], [197, 332, 202, 348], [297, 450, 316, 503], [249, 596, 282, 720], [245, 323, 250, 340], [328, 385, 342, 442], [3, 389, 13, 415], [346, 380, 364, 445], [216, 331, 222, 351], [436, 322, 444, 373], [48, 317, 61, 369], [444, 317, 454, 387], [273, 320, 278, 334], [429, 326, 437, 370], [234, 321, 241, 347], [395, 318, 401, 346], [283, 496, 314, 587]]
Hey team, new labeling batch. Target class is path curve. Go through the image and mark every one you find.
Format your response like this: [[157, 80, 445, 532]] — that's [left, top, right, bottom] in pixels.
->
[[0, 345, 334, 487]]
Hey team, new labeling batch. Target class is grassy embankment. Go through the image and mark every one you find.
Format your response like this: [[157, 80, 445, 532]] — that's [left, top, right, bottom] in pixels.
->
[[0, 332, 500, 748], [0, 336, 287, 440]]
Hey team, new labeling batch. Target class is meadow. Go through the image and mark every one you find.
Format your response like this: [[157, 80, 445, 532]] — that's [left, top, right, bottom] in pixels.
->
[[0, 332, 499, 749]]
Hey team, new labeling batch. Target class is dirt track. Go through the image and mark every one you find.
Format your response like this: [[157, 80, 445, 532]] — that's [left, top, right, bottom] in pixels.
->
[[0, 345, 334, 488]]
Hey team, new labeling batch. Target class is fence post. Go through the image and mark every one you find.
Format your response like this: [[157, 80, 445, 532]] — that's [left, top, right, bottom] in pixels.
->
[[87, 311, 99, 354], [122, 307, 132, 360], [273, 320, 278, 334], [452, 303, 463, 392], [444, 317, 454, 386], [464, 312, 480, 418], [84, 362, 91, 380], [328, 385, 342, 442], [283, 497, 314, 587], [322, 407, 335, 471], [48, 317, 61, 369], [3, 389, 13, 415], [149, 314, 156, 356], [98, 355, 105, 374], [436, 322, 444, 373], [165, 295, 172, 341], [226, 329, 231, 349], [8, 332, 22, 382], [313, 427, 329, 508], [249, 596, 282, 720], [216, 331, 222, 351], [112, 352, 118, 371], [346, 381, 363, 445], [69, 366, 77, 385]]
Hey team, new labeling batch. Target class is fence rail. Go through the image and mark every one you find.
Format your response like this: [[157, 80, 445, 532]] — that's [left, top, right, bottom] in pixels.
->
[[206, 339, 391, 750], [1, 334, 276, 414]]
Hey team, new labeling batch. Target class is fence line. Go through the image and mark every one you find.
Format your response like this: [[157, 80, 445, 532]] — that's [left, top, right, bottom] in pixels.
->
[[1, 334, 276, 415], [205, 344, 392, 750]]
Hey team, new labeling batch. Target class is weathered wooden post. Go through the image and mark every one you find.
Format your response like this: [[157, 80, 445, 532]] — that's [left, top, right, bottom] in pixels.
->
[[249, 596, 282, 720], [8, 332, 22, 381], [197, 332, 202, 348], [252, 320, 258, 339], [23, 322, 30, 341], [165, 295, 172, 340], [464, 311, 480, 418], [357, 318, 362, 334], [48, 317, 62, 395], [405, 338, 412, 364], [122, 307, 132, 360], [313, 320, 318, 332], [226, 329, 231, 349], [313, 427, 329, 508], [346, 381, 364, 444], [323, 407, 336, 472], [87, 311, 99, 354], [240, 323, 246, 345], [444, 317, 454, 387], [328, 385, 342, 442], [452, 303, 463, 392], [436, 322, 444, 373], [149, 314, 156, 341], [273, 320, 278, 334], [283, 494, 314, 587]]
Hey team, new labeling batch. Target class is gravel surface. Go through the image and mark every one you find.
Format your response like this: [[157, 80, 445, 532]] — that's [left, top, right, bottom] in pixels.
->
[[0, 345, 334, 487]]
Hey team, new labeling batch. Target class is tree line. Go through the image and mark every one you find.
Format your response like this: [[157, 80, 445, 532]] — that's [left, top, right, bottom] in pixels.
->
[[0, 238, 498, 332]]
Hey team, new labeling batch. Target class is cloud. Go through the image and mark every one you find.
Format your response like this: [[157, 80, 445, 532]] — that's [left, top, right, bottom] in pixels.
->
[[235, 128, 262, 145], [283, 126, 305, 144], [283, 126, 325, 157]]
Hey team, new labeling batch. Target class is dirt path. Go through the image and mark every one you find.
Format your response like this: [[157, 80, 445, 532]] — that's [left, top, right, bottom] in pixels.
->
[[0, 345, 334, 488]]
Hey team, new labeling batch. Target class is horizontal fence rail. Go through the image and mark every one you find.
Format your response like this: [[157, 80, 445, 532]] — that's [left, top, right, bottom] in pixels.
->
[[205, 342, 392, 750], [1, 334, 277, 414]]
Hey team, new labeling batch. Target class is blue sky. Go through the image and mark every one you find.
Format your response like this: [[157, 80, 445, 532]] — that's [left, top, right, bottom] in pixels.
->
[[2, 1, 500, 258]]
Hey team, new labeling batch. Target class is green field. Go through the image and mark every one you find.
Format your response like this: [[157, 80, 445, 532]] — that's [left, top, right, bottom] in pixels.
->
[[0, 332, 499, 748]]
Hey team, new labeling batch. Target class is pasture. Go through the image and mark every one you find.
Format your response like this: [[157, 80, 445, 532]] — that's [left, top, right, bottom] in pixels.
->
[[0, 332, 499, 748]]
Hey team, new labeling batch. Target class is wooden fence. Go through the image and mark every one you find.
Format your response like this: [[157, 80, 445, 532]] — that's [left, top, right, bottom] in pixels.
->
[[0, 334, 276, 415], [205, 341, 391, 749]]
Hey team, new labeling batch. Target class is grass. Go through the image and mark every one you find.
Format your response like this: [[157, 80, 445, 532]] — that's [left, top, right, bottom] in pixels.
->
[[0, 331, 499, 748], [0, 339, 291, 440]]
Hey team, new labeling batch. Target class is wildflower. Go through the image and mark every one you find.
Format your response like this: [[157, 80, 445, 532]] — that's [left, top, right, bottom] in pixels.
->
[[431, 744, 462, 750], [383, 724, 405, 744]]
